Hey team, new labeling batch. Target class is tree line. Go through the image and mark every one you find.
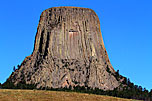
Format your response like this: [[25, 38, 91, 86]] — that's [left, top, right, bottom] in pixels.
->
[[0, 66, 152, 101]]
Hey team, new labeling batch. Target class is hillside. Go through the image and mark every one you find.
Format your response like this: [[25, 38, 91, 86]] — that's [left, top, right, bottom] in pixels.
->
[[0, 89, 139, 101]]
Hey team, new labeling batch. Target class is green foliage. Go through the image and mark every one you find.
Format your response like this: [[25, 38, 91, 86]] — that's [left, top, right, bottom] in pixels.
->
[[113, 70, 120, 81], [2, 79, 16, 89], [106, 65, 111, 73], [36, 81, 152, 101], [0, 83, 2, 88], [2, 70, 152, 101], [122, 77, 127, 84], [13, 66, 16, 72], [2, 79, 152, 101], [116, 70, 119, 77], [17, 64, 21, 69], [2, 79, 36, 89]]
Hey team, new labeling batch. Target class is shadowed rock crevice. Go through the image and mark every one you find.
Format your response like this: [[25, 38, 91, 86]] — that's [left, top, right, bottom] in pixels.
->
[[8, 7, 120, 90], [39, 29, 44, 53], [44, 32, 50, 58]]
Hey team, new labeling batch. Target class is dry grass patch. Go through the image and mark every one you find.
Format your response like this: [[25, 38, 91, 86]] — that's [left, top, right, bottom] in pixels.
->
[[0, 89, 139, 101]]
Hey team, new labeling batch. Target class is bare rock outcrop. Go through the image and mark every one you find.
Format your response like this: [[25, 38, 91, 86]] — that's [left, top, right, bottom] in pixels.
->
[[8, 7, 120, 90]]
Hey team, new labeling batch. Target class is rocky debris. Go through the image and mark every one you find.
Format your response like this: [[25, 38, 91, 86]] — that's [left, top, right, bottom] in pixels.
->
[[8, 7, 120, 90]]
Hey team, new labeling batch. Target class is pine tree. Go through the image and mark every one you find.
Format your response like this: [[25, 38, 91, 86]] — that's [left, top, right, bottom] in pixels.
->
[[13, 66, 16, 72]]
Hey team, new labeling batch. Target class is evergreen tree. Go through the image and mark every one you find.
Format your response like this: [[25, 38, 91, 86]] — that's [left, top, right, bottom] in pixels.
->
[[17, 64, 20, 69], [116, 70, 119, 75], [1, 69, 152, 100], [13, 66, 16, 72], [106, 65, 111, 73]]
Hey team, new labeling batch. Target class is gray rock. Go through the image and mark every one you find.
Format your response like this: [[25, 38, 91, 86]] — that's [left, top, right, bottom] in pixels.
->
[[9, 7, 120, 90]]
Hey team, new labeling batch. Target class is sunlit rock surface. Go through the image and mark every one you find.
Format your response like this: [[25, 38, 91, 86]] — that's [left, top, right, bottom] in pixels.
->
[[9, 7, 120, 90]]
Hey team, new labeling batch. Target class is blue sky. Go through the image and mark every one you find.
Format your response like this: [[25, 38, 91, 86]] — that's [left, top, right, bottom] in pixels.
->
[[0, 0, 152, 90]]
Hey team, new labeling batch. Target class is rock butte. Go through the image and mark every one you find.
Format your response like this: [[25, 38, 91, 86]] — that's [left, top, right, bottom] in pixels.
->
[[8, 7, 120, 90]]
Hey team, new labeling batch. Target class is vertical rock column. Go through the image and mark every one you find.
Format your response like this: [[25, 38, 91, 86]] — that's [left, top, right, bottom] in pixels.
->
[[9, 7, 119, 90]]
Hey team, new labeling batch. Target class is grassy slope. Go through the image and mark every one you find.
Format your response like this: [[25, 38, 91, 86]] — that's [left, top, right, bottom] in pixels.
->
[[0, 89, 139, 101]]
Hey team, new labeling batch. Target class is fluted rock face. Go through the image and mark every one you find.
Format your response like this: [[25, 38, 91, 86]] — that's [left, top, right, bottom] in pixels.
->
[[9, 7, 120, 90]]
